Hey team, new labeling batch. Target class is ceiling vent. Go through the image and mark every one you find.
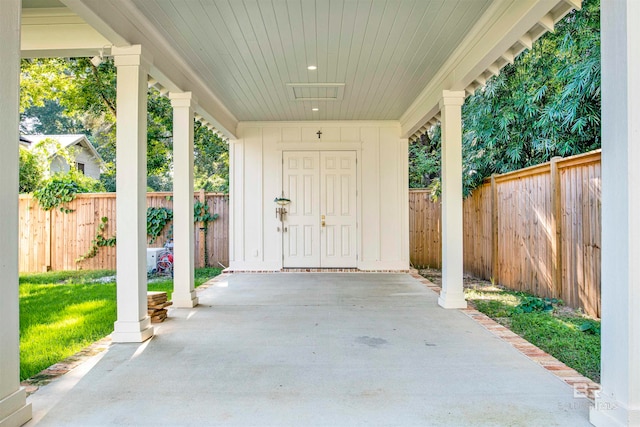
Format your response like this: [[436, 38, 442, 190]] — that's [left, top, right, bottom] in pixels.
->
[[286, 83, 345, 101]]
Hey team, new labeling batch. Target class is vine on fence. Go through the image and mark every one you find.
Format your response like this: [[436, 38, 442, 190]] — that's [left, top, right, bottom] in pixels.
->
[[194, 200, 219, 267], [33, 165, 104, 212], [194, 200, 219, 223], [76, 217, 116, 263], [33, 174, 82, 213], [74, 199, 220, 263], [147, 207, 174, 243]]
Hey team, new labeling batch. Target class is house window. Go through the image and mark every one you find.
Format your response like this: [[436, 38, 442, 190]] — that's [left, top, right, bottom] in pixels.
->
[[76, 162, 85, 174]]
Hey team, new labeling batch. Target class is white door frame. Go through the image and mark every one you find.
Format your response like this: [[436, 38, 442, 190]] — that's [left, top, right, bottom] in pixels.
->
[[276, 142, 362, 269]]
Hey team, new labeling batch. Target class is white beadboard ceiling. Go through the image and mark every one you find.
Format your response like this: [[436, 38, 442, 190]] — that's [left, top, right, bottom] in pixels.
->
[[129, 0, 493, 122], [24, 0, 579, 137]]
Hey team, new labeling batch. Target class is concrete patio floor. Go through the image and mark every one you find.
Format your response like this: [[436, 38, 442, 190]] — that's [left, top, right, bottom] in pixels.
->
[[26, 273, 591, 426]]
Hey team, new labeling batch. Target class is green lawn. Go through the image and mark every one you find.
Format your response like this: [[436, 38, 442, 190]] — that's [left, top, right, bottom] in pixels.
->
[[465, 286, 601, 383], [19, 268, 221, 381]]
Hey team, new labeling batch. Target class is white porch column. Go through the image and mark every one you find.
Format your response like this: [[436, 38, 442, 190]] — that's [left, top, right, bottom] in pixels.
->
[[169, 92, 198, 308], [591, 1, 640, 425], [0, 1, 33, 425], [438, 90, 467, 309], [112, 45, 154, 343]]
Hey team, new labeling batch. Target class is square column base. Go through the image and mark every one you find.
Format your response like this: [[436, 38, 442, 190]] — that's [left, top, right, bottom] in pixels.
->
[[0, 388, 31, 427], [438, 292, 467, 309], [590, 396, 640, 427], [172, 291, 199, 308], [112, 318, 154, 343]]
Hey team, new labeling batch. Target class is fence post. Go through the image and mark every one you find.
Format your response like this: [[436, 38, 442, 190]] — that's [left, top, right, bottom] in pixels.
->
[[44, 208, 52, 272], [491, 175, 499, 284], [198, 189, 206, 268], [550, 156, 563, 297]]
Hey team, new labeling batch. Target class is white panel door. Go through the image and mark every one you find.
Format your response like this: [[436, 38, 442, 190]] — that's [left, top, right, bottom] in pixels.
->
[[320, 152, 357, 267], [283, 151, 357, 268], [282, 152, 321, 267]]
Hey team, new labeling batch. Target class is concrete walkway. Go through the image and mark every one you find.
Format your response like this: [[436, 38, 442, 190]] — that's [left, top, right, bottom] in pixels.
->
[[26, 273, 592, 426]]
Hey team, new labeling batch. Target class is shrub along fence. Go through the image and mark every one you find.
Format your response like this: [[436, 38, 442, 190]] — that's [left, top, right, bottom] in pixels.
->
[[410, 150, 601, 317], [19, 191, 229, 273]]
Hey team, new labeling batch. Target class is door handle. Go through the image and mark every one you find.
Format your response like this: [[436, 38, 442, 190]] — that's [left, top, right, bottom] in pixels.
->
[[321, 214, 325, 227]]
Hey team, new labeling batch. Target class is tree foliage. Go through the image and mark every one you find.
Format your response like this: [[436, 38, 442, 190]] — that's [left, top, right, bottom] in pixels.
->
[[194, 121, 229, 192], [19, 147, 43, 194], [19, 136, 76, 194], [409, 0, 600, 195], [20, 57, 229, 192]]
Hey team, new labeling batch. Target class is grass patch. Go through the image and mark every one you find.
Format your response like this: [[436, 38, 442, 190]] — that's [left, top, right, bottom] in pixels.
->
[[19, 267, 221, 380], [465, 286, 601, 382]]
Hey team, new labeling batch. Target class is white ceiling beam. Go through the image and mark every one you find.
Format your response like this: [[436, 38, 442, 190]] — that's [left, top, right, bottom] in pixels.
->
[[59, 0, 129, 45], [21, 6, 112, 58], [519, 34, 533, 50], [562, 0, 582, 11], [538, 13, 555, 32], [465, 84, 478, 97], [486, 64, 501, 77], [501, 49, 515, 64], [527, 26, 548, 44]]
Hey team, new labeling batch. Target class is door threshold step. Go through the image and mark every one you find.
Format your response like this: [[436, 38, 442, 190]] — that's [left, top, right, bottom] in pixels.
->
[[222, 268, 409, 273], [281, 268, 360, 272]]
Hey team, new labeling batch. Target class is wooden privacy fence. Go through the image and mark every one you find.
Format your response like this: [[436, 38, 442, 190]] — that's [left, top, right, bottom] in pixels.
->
[[19, 191, 229, 273], [410, 150, 601, 317]]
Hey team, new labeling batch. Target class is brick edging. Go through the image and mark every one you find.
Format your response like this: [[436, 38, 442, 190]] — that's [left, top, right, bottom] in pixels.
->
[[21, 337, 112, 396], [409, 270, 600, 400]]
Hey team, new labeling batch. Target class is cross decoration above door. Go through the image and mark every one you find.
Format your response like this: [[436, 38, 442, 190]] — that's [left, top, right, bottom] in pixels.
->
[[316, 130, 322, 139]]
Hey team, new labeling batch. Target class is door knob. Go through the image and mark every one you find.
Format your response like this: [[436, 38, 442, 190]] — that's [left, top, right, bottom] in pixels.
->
[[321, 214, 325, 227]]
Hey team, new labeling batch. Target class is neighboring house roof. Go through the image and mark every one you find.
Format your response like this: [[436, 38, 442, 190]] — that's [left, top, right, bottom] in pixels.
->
[[20, 134, 104, 168]]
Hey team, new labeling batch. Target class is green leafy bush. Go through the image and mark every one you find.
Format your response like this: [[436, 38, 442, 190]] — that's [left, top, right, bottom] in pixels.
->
[[579, 320, 601, 335], [514, 296, 561, 314], [19, 147, 43, 193]]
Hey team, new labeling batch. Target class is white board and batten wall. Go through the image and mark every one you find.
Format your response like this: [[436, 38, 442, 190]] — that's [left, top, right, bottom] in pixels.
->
[[229, 121, 409, 271]]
